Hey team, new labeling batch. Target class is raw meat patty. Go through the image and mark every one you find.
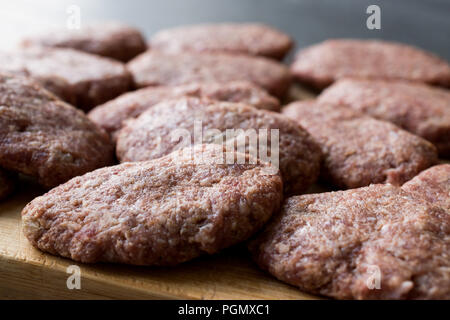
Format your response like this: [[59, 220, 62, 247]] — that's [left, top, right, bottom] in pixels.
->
[[151, 23, 293, 60], [0, 46, 131, 110], [249, 184, 450, 299], [318, 79, 450, 157], [22, 144, 283, 265], [282, 101, 438, 188], [402, 164, 450, 212], [0, 73, 114, 188], [88, 81, 280, 139], [116, 97, 321, 195], [127, 51, 291, 98], [291, 39, 450, 89], [0, 169, 15, 200], [21, 21, 147, 62]]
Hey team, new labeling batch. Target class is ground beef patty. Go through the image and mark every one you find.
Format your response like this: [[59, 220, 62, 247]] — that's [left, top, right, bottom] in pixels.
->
[[282, 101, 438, 189], [291, 39, 450, 89], [318, 79, 450, 157], [0, 73, 114, 188], [22, 144, 283, 265], [0, 169, 15, 200], [402, 164, 450, 212], [248, 184, 450, 299], [127, 51, 291, 98], [150, 23, 293, 60], [88, 81, 280, 139], [116, 97, 321, 195], [0, 46, 131, 110], [21, 22, 147, 62]]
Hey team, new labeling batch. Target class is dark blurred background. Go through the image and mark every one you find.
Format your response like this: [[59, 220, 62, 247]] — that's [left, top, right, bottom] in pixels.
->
[[1, 0, 449, 60]]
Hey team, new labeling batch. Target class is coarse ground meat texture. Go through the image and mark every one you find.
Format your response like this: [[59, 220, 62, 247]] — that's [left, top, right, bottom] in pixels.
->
[[248, 184, 450, 299], [402, 164, 450, 212], [0, 169, 15, 200], [318, 79, 450, 157], [116, 97, 321, 195], [21, 21, 147, 62], [22, 144, 283, 265], [126, 51, 291, 99], [88, 81, 280, 139], [0, 73, 114, 188], [291, 39, 450, 89], [282, 101, 438, 189], [150, 23, 293, 60], [0, 47, 132, 110]]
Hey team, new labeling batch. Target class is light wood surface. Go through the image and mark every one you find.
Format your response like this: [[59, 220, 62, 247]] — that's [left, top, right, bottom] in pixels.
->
[[0, 85, 320, 300]]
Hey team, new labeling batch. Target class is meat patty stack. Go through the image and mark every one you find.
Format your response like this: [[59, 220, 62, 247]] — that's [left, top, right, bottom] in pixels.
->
[[0, 21, 448, 300]]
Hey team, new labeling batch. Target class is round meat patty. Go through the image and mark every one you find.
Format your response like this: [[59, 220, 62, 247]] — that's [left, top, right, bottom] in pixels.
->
[[402, 164, 450, 212], [249, 184, 450, 299], [116, 97, 322, 195], [150, 23, 293, 60], [0, 168, 15, 201], [127, 51, 291, 98], [88, 81, 280, 139], [0, 46, 132, 110], [0, 73, 114, 188], [318, 78, 450, 157], [291, 39, 450, 89], [282, 100, 438, 189], [21, 21, 147, 62], [22, 144, 283, 265]]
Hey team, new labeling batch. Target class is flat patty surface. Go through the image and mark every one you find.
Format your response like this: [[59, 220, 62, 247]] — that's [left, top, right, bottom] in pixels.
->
[[21, 22, 147, 62], [249, 184, 450, 299], [0, 47, 131, 110], [291, 39, 450, 89], [282, 101, 438, 188], [318, 79, 450, 157], [116, 97, 321, 195], [150, 23, 293, 60], [0, 73, 114, 188], [22, 144, 283, 265], [88, 81, 280, 138], [127, 51, 291, 98], [402, 164, 450, 212]]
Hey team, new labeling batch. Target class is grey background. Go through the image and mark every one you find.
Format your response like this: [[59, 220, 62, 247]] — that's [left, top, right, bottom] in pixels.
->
[[0, 0, 449, 61]]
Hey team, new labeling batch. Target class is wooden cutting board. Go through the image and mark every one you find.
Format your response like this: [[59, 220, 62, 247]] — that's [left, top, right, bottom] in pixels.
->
[[0, 86, 319, 300]]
